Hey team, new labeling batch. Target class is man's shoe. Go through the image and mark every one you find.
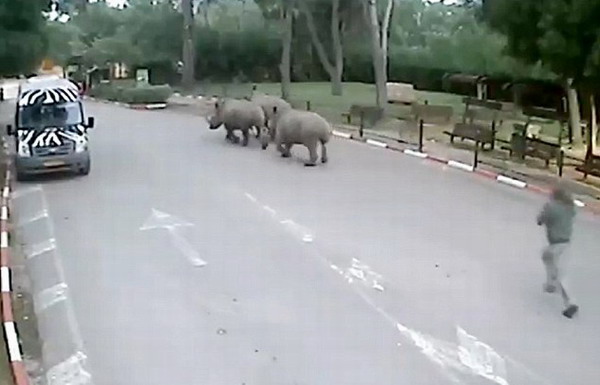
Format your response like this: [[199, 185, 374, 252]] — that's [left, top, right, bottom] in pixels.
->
[[562, 305, 579, 319]]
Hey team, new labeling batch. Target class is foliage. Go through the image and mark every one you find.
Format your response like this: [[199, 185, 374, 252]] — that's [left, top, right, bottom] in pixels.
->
[[483, 0, 600, 84], [89, 82, 173, 104], [38, 0, 552, 92], [0, 0, 47, 76]]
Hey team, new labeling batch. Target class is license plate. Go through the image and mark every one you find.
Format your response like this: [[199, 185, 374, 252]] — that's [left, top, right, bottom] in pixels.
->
[[43, 160, 65, 167]]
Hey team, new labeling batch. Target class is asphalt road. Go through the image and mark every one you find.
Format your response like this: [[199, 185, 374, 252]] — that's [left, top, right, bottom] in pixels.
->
[[4, 100, 600, 385]]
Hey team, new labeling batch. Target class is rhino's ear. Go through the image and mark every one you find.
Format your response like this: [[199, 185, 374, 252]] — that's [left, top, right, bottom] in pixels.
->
[[273, 106, 278, 114]]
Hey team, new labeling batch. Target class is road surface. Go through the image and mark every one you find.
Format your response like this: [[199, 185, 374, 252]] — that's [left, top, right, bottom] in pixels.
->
[[3, 100, 600, 385]]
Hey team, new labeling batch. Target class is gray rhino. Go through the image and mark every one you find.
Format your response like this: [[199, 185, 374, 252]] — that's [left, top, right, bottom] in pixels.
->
[[251, 94, 292, 132], [208, 98, 267, 146], [262, 107, 331, 167]]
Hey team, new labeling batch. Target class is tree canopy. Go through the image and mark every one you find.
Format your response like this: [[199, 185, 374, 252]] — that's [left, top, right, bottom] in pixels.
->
[[484, 0, 600, 85], [0, 0, 47, 76]]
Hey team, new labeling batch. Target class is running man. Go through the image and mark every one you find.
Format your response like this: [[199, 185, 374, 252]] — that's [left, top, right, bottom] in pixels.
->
[[537, 186, 578, 318]]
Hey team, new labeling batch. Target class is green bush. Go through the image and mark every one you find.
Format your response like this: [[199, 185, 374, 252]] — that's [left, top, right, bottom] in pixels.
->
[[90, 83, 172, 104], [120, 85, 172, 104]]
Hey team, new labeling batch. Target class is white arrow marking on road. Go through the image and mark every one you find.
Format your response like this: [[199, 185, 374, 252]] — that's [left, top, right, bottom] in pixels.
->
[[140, 209, 207, 267]]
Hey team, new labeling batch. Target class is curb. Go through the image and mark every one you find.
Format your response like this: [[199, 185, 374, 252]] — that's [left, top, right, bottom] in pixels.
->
[[0, 166, 29, 385], [84, 97, 167, 110], [332, 128, 599, 215]]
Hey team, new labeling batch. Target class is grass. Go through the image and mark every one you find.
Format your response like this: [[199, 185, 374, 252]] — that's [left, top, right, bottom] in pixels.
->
[[199, 81, 465, 125]]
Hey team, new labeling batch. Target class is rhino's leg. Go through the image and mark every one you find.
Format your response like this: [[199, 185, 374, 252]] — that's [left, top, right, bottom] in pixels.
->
[[280, 143, 292, 158], [254, 126, 261, 139], [305, 139, 318, 167], [241, 128, 250, 147], [320, 140, 328, 164], [229, 127, 240, 144]]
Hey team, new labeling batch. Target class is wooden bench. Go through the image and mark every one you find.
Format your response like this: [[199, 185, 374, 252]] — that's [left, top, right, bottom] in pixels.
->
[[444, 97, 502, 150], [526, 137, 561, 167], [341, 104, 384, 137], [410, 103, 453, 152], [576, 154, 600, 179]]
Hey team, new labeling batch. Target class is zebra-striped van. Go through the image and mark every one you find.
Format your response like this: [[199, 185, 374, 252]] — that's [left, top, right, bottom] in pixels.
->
[[7, 76, 95, 180]]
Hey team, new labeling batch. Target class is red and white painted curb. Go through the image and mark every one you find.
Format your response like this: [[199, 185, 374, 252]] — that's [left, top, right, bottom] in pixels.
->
[[332, 129, 594, 214], [0, 167, 30, 385]]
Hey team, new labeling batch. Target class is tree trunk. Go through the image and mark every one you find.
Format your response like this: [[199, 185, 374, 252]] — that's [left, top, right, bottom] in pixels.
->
[[589, 93, 597, 156], [182, 0, 195, 91], [300, 0, 344, 96], [330, 0, 343, 96], [381, 0, 393, 82], [366, 0, 392, 108], [566, 78, 582, 145], [280, 3, 294, 101]]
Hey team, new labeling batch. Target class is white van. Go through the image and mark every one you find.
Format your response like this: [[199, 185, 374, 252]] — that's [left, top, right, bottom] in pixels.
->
[[6, 77, 95, 180]]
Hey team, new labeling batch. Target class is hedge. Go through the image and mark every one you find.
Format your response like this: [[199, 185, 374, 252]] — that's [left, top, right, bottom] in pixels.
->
[[90, 83, 172, 104]]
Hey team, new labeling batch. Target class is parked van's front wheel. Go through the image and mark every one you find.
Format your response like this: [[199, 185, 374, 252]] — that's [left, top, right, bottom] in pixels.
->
[[79, 159, 91, 176], [16, 170, 30, 182]]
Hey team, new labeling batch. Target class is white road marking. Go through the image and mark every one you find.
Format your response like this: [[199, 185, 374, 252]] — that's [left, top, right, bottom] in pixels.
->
[[366, 139, 388, 148], [281, 219, 315, 243], [404, 149, 428, 159], [35, 283, 68, 314], [263, 205, 277, 216], [574, 199, 585, 207], [17, 209, 49, 227], [496, 175, 527, 189], [456, 326, 509, 385], [0, 267, 10, 292], [139, 208, 194, 231], [3, 322, 22, 362], [244, 193, 258, 203], [321, 250, 516, 384], [447, 160, 474, 172], [0, 206, 7, 221], [24, 238, 56, 260], [140, 208, 206, 267], [168, 227, 207, 267], [46, 351, 92, 385]]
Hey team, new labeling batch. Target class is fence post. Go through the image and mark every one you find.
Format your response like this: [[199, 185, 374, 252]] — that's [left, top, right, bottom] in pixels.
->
[[418, 118, 424, 153], [491, 120, 496, 150], [305, 100, 311, 111], [359, 111, 365, 138], [474, 141, 480, 169], [558, 149, 564, 177], [0, 87, 3, 102]]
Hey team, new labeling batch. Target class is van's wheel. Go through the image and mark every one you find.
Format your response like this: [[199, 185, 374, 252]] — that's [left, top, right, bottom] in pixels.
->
[[16, 170, 29, 182], [79, 160, 91, 175]]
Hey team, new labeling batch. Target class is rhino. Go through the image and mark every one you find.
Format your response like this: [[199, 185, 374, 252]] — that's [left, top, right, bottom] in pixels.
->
[[208, 98, 267, 146], [262, 107, 331, 167], [251, 93, 292, 137]]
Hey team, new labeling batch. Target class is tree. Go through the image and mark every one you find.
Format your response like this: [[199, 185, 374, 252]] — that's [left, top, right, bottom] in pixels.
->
[[0, 0, 46, 76], [364, 0, 394, 108], [299, 0, 344, 95], [482, 0, 600, 146], [255, 0, 295, 100], [45, 20, 86, 65], [181, 0, 196, 89]]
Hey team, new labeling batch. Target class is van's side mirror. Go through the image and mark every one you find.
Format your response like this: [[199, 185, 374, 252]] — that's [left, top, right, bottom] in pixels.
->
[[6, 124, 13, 136], [87, 117, 95, 129]]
